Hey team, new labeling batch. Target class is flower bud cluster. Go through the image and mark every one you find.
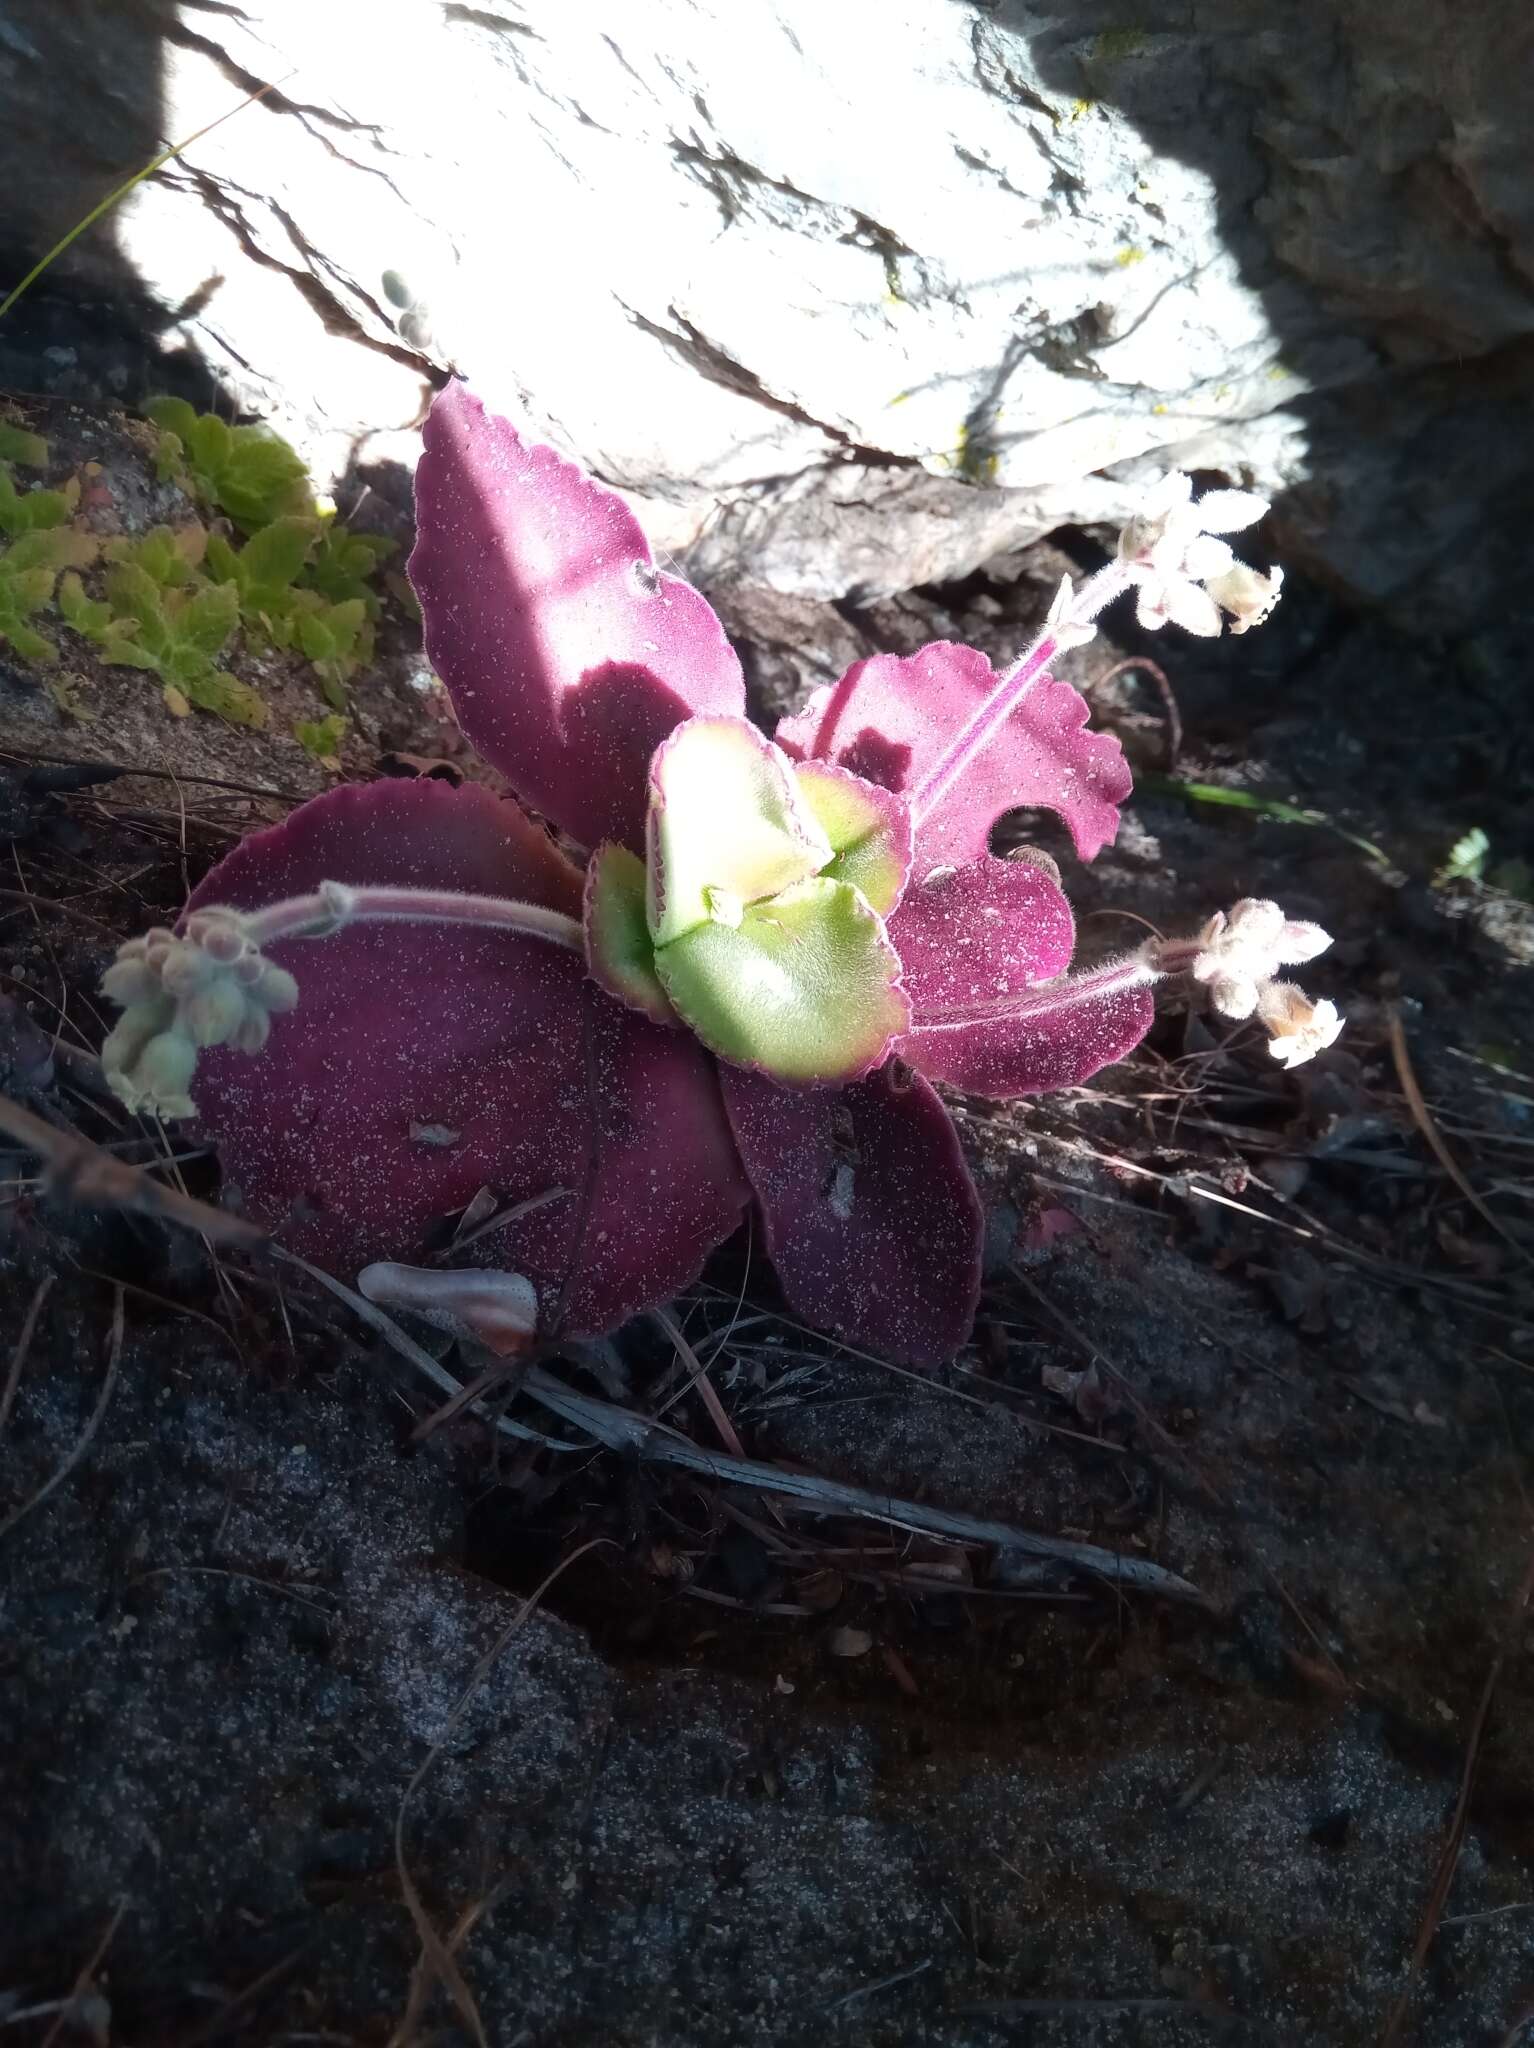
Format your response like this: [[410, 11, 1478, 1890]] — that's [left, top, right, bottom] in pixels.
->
[[100, 908, 298, 1119], [1148, 897, 1341, 1069], [1116, 473, 1283, 637], [1190, 898, 1331, 1020]]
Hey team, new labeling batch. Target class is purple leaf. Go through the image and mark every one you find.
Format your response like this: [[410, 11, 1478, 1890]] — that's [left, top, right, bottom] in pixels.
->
[[409, 383, 745, 850], [890, 853, 1075, 1021], [187, 778, 749, 1335], [899, 965, 1155, 1099], [719, 1062, 983, 1368], [775, 641, 1130, 866]]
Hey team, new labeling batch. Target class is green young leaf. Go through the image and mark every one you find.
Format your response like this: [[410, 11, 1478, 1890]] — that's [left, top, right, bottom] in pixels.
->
[[116, 524, 200, 587], [304, 523, 396, 610], [57, 570, 113, 637], [294, 711, 349, 762], [187, 411, 232, 478], [0, 545, 60, 661], [654, 875, 909, 1085], [144, 396, 200, 445], [321, 596, 366, 656], [1439, 826, 1489, 883], [204, 531, 240, 585], [6, 527, 95, 573], [646, 715, 834, 948], [3, 622, 59, 663], [182, 670, 268, 728], [104, 562, 175, 659], [296, 611, 337, 662], [0, 425, 50, 468], [793, 759, 912, 917], [0, 470, 74, 537], [153, 429, 185, 484], [0, 536, 59, 655], [98, 629, 162, 670], [583, 841, 676, 1024], [177, 579, 240, 660], [237, 515, 317, 597], [216, 427, 312, 531]]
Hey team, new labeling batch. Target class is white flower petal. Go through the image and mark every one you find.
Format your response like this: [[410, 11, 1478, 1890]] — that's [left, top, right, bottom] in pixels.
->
[[1134, 582, 1171, 631], [1182, 534, 1235, 581], [1193, 488, 1270, 534], [1206, 561, 1284, 634], [1274, 919, 1332, 966], [1161, 577, 1222, 637], [1227, 899, 1286, 945]]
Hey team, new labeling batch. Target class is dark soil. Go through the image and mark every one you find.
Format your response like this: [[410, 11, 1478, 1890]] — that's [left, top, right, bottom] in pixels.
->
[[3, 395, 1534, 2048]]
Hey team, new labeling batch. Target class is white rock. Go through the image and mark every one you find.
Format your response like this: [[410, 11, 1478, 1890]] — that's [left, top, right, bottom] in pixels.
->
[[9, 0, 1532, 612]]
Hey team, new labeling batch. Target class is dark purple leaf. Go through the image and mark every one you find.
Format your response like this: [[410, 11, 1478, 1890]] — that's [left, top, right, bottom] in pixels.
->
[[890, 853, 1075, 1021], [410, 382, 746, 850], [188, 778, 748, 1335], [899, 967, 1155, 1098], [719, 1062, 983, 1368], [775, 640, 1130, 867]]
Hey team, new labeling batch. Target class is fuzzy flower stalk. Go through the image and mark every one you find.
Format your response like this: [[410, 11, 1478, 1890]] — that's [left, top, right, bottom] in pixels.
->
[[99, 390, 1339, 1367]]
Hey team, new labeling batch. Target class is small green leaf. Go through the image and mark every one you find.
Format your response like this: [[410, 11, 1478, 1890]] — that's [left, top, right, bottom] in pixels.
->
[[584, 842, 676, 1024], [153, 429, 185, 483], [0, 425, 49, 468], [6, 484, 72, 533], [6, 528, 94, 573], [144, 396, 201, 444], [182, 670, 268, 728], [304, 523, 396, 608], [238, 514, 318, 594], [58, 571, 113, 637], [294, 711, 348, 762], [321, 596, 366, 656], [187, 411, 232, 478], [105, 562, 172, 650], [177, 579, 240, 659], [3, 565, 58, 612], [4, 622, 59, 662], [655, 875, 908, 1085], [646, 716, 834, 948], [99, 630, 161, 671], [205, 532, 240, 585], [317, 669, 350, 711], [216, 427, 312, 530], [1439, 826, 1489, 883], [297, 611, 337, 662]]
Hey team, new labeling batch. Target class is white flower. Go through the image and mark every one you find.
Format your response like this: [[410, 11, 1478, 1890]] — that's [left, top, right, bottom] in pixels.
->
[[1204, 560, 1284, 635], [1117, 472, 1279, 638], [1258, 983, 1344, 1068], [1190, 898, 1331, 1019], [1045, 573, 1098, 652]]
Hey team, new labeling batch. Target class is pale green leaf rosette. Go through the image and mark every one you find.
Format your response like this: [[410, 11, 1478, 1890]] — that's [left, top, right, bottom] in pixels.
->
[[646, 715, 833, 947], [653, 876, 909, 1085], [633, 716, 910, 1084]]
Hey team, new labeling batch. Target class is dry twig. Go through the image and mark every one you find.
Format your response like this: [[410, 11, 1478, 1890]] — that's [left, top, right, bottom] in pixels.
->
[[0, 1092, 266, 1247]]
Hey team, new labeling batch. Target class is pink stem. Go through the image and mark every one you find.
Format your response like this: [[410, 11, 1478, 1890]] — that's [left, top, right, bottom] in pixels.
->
[[240, 884, 584, 954], [913, 951, 1160, 1033], [908, 560, 1131, 828]]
